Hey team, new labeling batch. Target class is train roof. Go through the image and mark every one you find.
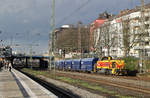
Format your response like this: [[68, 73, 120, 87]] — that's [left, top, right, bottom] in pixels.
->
[[72, 59, 81, 61], [81, 58, 99, 61]]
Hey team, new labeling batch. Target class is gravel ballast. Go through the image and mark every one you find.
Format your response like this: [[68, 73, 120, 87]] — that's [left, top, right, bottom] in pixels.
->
[[38, 75, 105, 98]]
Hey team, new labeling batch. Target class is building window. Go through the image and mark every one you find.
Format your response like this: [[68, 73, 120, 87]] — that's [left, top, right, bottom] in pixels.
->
[[145, 17, 149, 21], [145, 41, 149, 45], [145, 24, 149, 29]]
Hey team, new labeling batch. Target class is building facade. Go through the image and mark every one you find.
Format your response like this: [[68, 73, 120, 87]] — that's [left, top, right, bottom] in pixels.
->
[[55, 25, 90, 58], [91, 4, 150, 58]]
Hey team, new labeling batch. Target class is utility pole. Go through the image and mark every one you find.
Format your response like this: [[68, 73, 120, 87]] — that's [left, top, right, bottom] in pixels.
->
[[78, 22, 82, 58], [10, 36, 13, 47], [30, 44, 33, 69], [107, 24, 110, 57], [49, 0, 55, 71], [29, 44, 38, 69], [139, 0, 145, 73]]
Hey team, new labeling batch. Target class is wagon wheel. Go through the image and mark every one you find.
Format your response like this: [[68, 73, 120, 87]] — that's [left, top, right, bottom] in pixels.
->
[[105, 69, 109, 75]]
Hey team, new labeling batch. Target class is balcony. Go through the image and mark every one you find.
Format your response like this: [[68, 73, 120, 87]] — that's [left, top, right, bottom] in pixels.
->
[[131, 22, 139, 26]]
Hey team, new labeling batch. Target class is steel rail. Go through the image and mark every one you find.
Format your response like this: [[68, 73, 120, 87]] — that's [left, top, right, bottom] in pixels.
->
[[57, 73, 150, 95]]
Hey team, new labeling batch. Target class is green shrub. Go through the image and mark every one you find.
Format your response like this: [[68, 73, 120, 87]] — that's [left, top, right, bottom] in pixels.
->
[[122, 56, 139, 71], [145, 60, 150, 70]]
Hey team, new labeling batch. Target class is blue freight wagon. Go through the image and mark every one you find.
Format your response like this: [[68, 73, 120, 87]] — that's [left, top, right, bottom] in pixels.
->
[[59, 60, 65, 70], [64, 60, 72, 71], [80, 58, 99, 72], [72, 59, 81, 71], [55, 61, 60, 69]]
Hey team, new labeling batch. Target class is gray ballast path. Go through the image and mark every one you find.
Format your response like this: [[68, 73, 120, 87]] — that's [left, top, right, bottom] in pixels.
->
[[0, 68, 57, 98], [39, 75, 105, 98]]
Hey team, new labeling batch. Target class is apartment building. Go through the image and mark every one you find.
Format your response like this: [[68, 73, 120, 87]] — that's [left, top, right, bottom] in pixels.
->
[[91, 3, 150, 58], [55, 24, 90, 58]]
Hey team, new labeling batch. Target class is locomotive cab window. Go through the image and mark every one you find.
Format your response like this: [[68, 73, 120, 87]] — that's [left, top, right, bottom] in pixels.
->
[[112, 62, 116, 68], [101, 56, 112, 60]]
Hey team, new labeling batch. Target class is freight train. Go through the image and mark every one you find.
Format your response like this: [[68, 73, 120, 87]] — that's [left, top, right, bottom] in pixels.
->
[[55, 57, 126, 75]]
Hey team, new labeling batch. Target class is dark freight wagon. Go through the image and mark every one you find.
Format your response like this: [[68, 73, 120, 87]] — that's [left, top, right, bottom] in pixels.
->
[[55, 61, 60, 69], [72, 59, 81, 71], [64, 60, 72, 71], [59, 60, 65, 70], [81, 58, 99, 72]]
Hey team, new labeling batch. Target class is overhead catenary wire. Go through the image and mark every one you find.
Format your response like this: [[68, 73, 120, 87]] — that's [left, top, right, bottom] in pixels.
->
[[57, 0, 137, 27], [57, 0, 92, 26]]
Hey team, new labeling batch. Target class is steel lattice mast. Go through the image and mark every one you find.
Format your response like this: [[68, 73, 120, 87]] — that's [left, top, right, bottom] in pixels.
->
[[49, 0, 55, 71], [139, 0, 146, 73]]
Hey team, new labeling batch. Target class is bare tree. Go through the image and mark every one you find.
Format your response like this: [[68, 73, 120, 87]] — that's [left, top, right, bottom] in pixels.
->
[[122, 18, 138, 57], [122, 19, 130, 57], [94, 20, 117, 57]]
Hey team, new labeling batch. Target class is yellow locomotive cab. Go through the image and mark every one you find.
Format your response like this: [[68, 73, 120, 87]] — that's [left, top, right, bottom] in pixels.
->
[[96, 57, 125, 75]]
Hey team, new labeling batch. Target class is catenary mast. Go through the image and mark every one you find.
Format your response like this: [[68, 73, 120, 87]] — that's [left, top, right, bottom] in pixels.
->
[[49, 0, 55, 71]]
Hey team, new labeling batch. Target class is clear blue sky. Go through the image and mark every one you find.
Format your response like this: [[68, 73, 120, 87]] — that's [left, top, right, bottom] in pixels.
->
[[0, 0, 150, 54]]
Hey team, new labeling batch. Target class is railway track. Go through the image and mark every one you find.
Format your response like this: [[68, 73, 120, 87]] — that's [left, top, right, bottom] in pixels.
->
[[18, 69, 150, 97], [57, 71, 150, 88], [56, 72, 150, 96], [19, 70, 80, 98], [58, 70, 150, 82]]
